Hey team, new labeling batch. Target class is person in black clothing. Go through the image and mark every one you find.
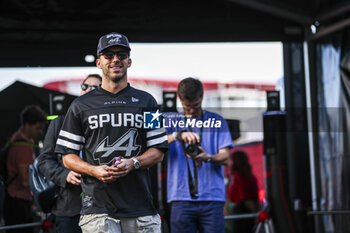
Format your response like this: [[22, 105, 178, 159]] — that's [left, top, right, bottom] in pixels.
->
[[54, 32, 168, 232], [37, 74, 102, 233]]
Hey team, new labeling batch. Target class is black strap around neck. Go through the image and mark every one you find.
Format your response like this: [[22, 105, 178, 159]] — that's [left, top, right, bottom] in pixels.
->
[[181, 111, 204, 199], [182, 141, 199, 199]]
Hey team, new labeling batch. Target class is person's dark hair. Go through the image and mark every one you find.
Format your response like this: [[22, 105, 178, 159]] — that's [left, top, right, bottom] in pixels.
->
[[232, 150, 252, 177], [20, 105, 47, 126], [177, 77, 203, 101], [82, 74, 102, 84]]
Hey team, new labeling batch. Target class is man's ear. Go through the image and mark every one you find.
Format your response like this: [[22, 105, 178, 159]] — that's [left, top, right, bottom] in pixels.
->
[[96, 58, 101, 69], [127, 58, 132, 68]]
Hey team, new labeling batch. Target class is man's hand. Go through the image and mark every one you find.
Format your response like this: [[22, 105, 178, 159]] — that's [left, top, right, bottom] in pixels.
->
[[92, 165, 120, 183], [62, 154, 137, 183], [186, 145, 210, 162], [180, 132, 200, 144], [66, 171, 81, 186], [109, 159, 134, 176], [97, 159, 134, 183]]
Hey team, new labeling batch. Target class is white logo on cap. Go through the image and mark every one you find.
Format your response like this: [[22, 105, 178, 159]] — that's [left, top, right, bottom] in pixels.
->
[[108, 38, 122, 45], [106, 33, 122, 38], [106, 34, 123, 45]]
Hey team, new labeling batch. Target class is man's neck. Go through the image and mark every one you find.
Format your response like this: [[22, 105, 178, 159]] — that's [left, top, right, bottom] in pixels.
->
[[101, 79, 128, 94], [18, 126, 32, 142], [184, 109, 204, 118]]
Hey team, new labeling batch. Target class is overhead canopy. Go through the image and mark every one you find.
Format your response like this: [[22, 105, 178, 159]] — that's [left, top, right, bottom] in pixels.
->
[[0, 0, 349, 67]]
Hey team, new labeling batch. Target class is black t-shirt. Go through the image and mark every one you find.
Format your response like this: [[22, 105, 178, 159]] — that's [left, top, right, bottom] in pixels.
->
[[55, 84, 168, 218]]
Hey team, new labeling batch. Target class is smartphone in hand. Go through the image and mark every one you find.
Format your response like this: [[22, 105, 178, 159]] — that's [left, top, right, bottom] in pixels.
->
[[112, 156, 121, 167]]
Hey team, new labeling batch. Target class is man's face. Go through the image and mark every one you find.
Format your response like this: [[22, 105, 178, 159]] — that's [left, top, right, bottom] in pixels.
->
[[96, 46, 131, 83], [80, 77, 102, 95], [180, 97, 203, 118], [27, 122, 45, 140]]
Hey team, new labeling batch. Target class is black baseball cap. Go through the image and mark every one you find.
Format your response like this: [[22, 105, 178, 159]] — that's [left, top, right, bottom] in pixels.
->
[[97, 32, 131, 56]]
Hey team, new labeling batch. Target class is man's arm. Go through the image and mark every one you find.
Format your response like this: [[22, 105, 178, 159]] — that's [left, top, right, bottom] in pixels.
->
[[167, 135, 230, 165], [132, 147, 164, 168], [167, 131, 200, 145], [169, 130, 230, 165], [38, 117, 74, 187], [64, 147, 164, 181], [62, 153, 116, 183], [108, 148, 164, 178], [18, 164, 29, 188], [167, 134, 175, 144], [195, 146, 230, 165]]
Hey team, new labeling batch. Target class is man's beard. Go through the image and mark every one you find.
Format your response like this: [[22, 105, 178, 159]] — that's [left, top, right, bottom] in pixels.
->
[[103, 68, 127, 83]]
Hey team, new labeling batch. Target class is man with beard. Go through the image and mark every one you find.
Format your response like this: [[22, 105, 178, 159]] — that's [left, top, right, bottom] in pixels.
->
[[55, 32, 168, 233]]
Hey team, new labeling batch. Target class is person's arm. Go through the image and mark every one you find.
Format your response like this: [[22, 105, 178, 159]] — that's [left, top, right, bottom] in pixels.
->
[[18, 164, 29, 188], [62, 153, 117, 183], [107, 148, 164, 177], [194, 115, 233, 165], [167, 134, 175, 144], [38, 117, 78, 187], [64, 147, 164, 181], [167, 131, 200, 144], [167, 130, 230, 164], [194, 146, 230, 165], [133, 147, 164, 168]]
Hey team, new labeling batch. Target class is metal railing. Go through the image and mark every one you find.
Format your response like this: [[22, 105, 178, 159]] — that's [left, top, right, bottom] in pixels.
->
[[225, 213, 259, 219], [255, 218, 275, 233], [225, 211, 275, 233], [307, 210, 350, 215], [0, 216, 54, 232], [0, 222, 41, 231]]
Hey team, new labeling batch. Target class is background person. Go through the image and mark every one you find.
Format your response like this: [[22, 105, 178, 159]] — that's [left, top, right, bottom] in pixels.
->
[[228, 150, 259, 233], [165, 77, 234, 233], [37, 74, 102, 233], [55, 32, 168, 233], [79, 74, 102, 95], [4, 105, 46, 233]]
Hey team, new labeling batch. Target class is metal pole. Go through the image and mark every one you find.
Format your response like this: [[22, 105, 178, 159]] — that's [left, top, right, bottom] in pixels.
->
[[0, 222, 41, 230], [224, 213, 259, 220], [308, 210, 350, 215], [49, 93, 53, 115], [303, 41, 318, 212]]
